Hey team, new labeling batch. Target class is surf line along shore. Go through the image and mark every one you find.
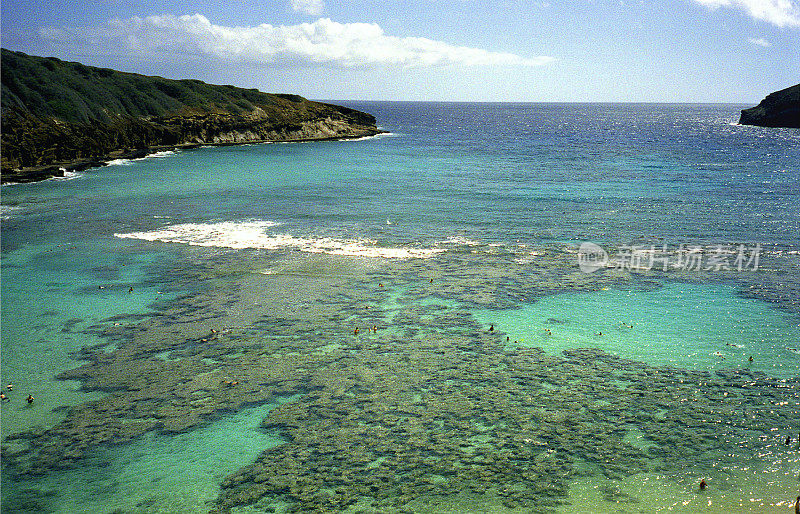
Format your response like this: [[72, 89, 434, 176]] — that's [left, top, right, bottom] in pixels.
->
[[1, 49, 384, 185], [2, 130, 387, 185]]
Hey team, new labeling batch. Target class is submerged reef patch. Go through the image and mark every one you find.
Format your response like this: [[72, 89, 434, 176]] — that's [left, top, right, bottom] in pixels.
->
[[2, 245, 798, 512]]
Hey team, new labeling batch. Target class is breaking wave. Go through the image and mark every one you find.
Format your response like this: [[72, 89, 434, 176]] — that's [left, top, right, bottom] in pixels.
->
[[114, 220, 444, 259], [106, 150, 178, 167]]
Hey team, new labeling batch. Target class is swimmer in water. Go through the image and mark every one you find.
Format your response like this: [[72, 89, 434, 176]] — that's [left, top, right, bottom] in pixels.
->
[[699, 479, 706, 490], [749, 355, 754, 362], [27, 395, 34, 404], [489, 324, 494, 332], [354, 327, 359, 336]]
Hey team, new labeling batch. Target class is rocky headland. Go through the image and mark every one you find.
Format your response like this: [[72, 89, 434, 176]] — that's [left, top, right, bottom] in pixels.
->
[[1, 49, 382, 183], [739, 83, 800, 128]]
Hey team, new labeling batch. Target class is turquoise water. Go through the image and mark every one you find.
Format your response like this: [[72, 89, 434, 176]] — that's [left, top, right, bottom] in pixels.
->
[[2, 103, 799, 512], [1, 397, 296, 513], [476, 282, 800, 378]]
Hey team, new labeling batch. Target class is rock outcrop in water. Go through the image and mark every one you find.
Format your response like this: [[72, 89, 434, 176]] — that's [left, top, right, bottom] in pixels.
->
[[739, 83, 800, 128], [0, 49, 382, 183]]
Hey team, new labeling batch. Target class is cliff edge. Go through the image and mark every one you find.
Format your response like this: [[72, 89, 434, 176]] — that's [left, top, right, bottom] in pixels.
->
[[739, 84, 800, 128], [1, 49, 382, 183]]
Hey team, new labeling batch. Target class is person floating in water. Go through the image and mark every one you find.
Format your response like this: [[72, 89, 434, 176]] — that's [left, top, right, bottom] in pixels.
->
[[354, 327, 359, 336], [6, 383, 12, 391], [0, 393, 8, 402], [749, 355, 754, 362], [489, 324, 494, 332], [699, 479, 706, 490], [26, 394, 34, 404]]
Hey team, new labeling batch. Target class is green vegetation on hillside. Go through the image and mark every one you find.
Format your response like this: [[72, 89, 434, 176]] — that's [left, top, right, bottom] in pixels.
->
[[1, 49, 379, 181]]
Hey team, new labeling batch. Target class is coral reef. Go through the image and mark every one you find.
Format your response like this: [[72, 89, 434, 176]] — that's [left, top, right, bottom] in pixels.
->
[[2, 244, 798, 513]]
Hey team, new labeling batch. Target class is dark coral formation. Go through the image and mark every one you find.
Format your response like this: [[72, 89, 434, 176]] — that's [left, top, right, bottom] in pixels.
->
[[2, 244, 799, 513]]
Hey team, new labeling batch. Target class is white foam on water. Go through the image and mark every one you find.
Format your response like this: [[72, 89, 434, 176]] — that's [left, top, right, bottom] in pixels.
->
[[440, 236, 483, 246], [149, 150, 176, 158], [1, 204, 22, 219], [106, 158, 133, 166], [114, 220, 444, 259], [106, 159, 133, 166], [343, 132, 394, 142], [50, 169, 82, 181], [106, 150, 178, 167]]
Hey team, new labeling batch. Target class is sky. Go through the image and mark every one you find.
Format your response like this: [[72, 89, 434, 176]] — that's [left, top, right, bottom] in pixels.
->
[[1, 0, 798, 103]]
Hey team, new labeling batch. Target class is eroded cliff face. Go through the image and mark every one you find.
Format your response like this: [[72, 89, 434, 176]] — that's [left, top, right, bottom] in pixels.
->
[[739, 84, 800, 129], [166, 112, 377, 144], [0, 106, 381, 183], [0, 50, 382, 183]]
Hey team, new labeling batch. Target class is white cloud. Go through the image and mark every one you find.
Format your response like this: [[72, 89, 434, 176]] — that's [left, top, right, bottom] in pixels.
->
[[38, 14, 554, 68], [692, 0, 800, 28], [292, 0, 324, 16], [748, 36, 773, 45]]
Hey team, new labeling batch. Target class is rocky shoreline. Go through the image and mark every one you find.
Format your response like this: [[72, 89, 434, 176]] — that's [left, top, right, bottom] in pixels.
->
[[1, 49, 383, 184], [3, 130, 384, 184], [739, 83, 800, 128]]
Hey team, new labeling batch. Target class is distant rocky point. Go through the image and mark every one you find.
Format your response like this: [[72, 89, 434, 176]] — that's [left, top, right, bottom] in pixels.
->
[[1, 49, 382, 183], [739, 84, 800, 128]]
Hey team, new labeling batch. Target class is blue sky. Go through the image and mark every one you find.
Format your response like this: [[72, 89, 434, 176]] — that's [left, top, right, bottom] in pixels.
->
[[2, 0, 798, 102]]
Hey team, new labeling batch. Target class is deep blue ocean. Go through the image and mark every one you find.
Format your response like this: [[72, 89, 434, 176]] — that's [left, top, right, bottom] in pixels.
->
[[2, 102, 799, 512]]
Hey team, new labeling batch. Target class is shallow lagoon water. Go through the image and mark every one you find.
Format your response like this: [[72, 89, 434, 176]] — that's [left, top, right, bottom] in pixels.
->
[[1, 397, 297, 513], [2, 103, 799, 512], [476, 282, 800, 378]]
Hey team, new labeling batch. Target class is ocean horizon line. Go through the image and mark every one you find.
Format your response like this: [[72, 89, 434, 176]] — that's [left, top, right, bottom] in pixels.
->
[[318, 99, 755, 107]]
